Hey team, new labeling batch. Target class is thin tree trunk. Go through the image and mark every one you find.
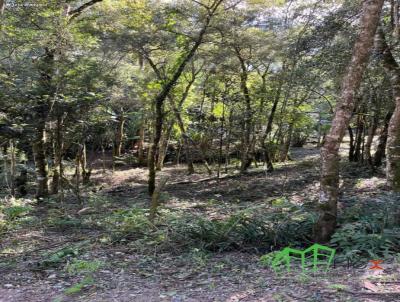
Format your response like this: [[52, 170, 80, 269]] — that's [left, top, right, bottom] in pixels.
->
[[157, 122, 173, 171], [315, 0, 384, 242], [137, 124, 145, 166], [217, 102, 225, 178], [375, 27, 400, 190], [365, 109, 379, 165], [149, 176, 168, 221], [51, 115, 63, 194], [9, 140, 16, 196], [0, 0, 4, 15], [279, 122, 294, 162], [175, 139, 182, 165], [33, 124, 48, 199], [317, 111, 322, 147], [156, 133, 167, 171], [373, 111, 392, 166], [81, 143, 91, 184], [148, 0, 223, 195], [2, 145, 8, 189], [163, 66, 200, 174], [114, 113, 125, 157], [101, 144, 106, 173], [348, 126, 355, 161], [261, 82, 282, 172], [394, 0, 400, 38], [184, 135, 195, 174], [225, 109, 233, 173], [75, 145, 82, 203], [235, 47, 253, 173], [33, 47, 54, 199], [354, 113, 365, 162]]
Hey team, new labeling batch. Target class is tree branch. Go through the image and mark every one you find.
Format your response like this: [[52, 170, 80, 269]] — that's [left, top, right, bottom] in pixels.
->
[[68, 0, 103, 22]]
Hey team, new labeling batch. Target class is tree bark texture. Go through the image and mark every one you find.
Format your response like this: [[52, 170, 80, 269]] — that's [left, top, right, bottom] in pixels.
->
[[315, 0, 384, 242], [375, 27, 400, 190]]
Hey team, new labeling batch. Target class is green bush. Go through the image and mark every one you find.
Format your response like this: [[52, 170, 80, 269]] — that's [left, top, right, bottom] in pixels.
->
[[109, 200, 316, 253], [3, 205, 32, 220], [331, 195, 400, 266], [39, 246, 80, 268], [109, 208, 153, 239], [64, 276, 94, 295], [66, 259, 103, 275], [47, 215, 84, 230], [331, 222, 400, 266]]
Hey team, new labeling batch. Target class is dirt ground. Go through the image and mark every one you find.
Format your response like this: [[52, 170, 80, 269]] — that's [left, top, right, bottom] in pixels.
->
[[1, 147, 400, 302]]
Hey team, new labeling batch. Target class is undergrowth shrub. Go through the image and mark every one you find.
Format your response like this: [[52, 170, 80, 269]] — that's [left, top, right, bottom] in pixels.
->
[[66, 259, 103, 275], [38, 241, 89, 269], [331, 193, 400, 266], [0, 199, 34, 233], [39, 246, 81, 269], [108, 199, 316, 253], [3, 205, 32, 220], [47, 209, 84, 230]]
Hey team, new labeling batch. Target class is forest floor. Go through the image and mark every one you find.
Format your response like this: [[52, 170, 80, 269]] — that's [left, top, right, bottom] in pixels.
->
[[1, 147, 400, 302]]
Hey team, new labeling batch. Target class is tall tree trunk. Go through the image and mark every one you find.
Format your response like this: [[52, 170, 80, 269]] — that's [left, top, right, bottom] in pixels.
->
[[365, 108, 379, 165], [9, 140, 16, 196], [217, 102, 225, 178], [81, 143, 91, 185], [348, 126, 355, 161], [184, 136, 195, 174], [156, 133, 167, 171], [317, 111, 324, 147], [74, 145, 83, 203], [235, 47, 253, 173], [148, 0, 223, 195], [373, 110, 392, 166], [33, 123, 48, 199], [261, 81, 282, 172], [101, 144, 106, 173], [375, 27, 400, 190], [315, 0, 384, 242], [0, 0, 5, 15], [354, 112, 365, 162], [225, 108, 233, 173], [149, 60, 201, 174], [175, 139, 182, 165], [157, 122, 173, 171], [51, 115, 63, 194], [394, 0, 400, 38], [137, 124, 146, 166], [173, 108, 198, 175], [168, 84, 196, 174], [33, 46, 54, 199], [114, 113, 125, 157], [279, 122, 294, 162]]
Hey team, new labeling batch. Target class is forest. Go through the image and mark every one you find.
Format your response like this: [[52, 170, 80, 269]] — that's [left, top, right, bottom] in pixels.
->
[[1, 0, 400, 301]]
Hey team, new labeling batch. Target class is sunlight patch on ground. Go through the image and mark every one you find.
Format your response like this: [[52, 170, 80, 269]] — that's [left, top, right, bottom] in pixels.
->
[[354, 177, 386, 190]]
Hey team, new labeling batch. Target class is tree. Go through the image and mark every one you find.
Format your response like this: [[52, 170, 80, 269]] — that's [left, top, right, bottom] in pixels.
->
[[314, 0, 385, 243], [374, 27, 400, 191], [147, 0, 224, 196]]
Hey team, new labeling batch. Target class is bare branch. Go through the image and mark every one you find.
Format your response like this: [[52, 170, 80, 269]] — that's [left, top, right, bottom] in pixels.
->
[[223, 0, 243, 11], [68, 0, 103, 22], [190, 0, 211, 11]]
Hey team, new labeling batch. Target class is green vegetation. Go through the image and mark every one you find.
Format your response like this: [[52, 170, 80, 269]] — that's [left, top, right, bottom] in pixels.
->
[[1, 0, 400, 300]]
